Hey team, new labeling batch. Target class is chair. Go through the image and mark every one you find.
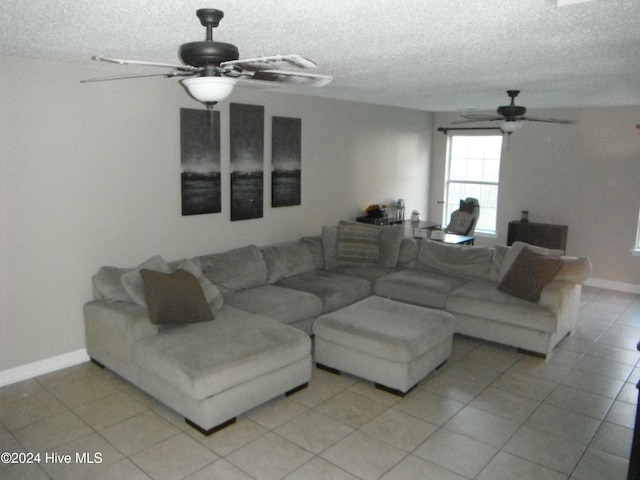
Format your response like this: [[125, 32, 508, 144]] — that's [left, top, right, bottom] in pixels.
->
[[445, 198, 479, 236]]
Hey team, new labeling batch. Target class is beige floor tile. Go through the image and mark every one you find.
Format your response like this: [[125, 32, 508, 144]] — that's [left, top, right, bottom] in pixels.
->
[[526, 403, 600, 445], [573, 354, 635, 381], [545, 384, 614, 419], [560, 368, 625, 398], [12, 410, 92, 452], [446, 356, 509, 385], [88, 459, 152, 480], [492, 370, 558, 401], [413, 428, 497, 479], [379, 454, 468, 480], [245, 396, 308, 430], [503, 425, 585, 474], [590, 421, 633, 459], [348, 380, 403, 406], [0, 378, 46, 405], [0, 462, 51, 480], [284, 456, 360, 480], [605, 400, 637, 429], [571, 448, 629, 480], [617, 381, 638, 404], [226, 432, 313, 480], [394, 389, 464, 426], [464, 343, 523, 369], [0, 389, 67, 430], [445, 405, 520, 449], [39, 432, 124, 480], [508, 355, 572, 383], [587, 343, 640, 365], [315, 390, 387, 428], [289, 374, 349, 408], [470, 385, 540, 423], [188, 416, 268, 457], [100, 410, 181, 456], [360, 407, 438, 452], [73, 390, 147, 430], [476, 451, 567, 480], [49, 375, 120, 409], [320, 431, 406, 480], [130, 433, 218, 480], [183, 459, 254, 480], [275, 409, 353, 454], [422, 369, 487, 403]]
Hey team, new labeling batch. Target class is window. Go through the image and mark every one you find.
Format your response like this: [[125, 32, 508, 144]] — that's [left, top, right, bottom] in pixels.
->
[[443, 134, 503, 234]]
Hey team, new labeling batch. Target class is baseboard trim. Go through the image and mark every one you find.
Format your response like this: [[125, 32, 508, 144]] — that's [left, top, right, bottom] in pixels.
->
[[0, 349, 90, 387], [585, 278, 640, 295]]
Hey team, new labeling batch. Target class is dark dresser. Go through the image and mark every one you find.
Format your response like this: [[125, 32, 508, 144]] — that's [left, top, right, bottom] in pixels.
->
[[507, 221, 568, 252]]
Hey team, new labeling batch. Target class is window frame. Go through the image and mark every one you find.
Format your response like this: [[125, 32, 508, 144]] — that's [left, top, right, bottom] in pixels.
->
[[442, 132, 504, 236]]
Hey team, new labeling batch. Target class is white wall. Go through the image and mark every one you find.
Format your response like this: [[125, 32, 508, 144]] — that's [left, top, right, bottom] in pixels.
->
[[431, 108, 640, 288], [0, 55, 433, 371]]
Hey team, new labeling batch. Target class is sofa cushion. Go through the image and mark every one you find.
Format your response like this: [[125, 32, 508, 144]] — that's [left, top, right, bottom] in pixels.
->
[[176, 258, 224, 312], [337, 221, 381, 266], [224, 285, 323, 325], [140, 269, 214, 325], [324, 222, 405, 269], [417, 239, 492, 279], [93, 266, 134, 303], [121, 255, 172, 306], [134, 306, 311, 400], [446, 279, 558, 332], [374, 268, 470, 309], [260, 240, 317, 284], [198, 245, 268, 293], [498, 246, 563, 302], [275, 270, 371, 313]]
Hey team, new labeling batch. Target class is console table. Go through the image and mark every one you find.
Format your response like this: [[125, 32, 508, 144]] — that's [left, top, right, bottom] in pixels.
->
[[507, 221, 568, 252]]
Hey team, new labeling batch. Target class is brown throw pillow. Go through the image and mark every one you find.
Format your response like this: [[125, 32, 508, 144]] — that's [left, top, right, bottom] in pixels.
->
[[140, 269, 214, 325], [498, 246, 562, 302]]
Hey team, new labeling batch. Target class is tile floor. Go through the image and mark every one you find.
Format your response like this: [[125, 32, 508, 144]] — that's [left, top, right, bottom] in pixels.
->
[[1, 286, 639, 480]]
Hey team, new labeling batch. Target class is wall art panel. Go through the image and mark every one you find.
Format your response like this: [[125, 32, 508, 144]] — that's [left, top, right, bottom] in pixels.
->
[[230, 103, 264, 221], [272, 116, 302, 207], [180, 108, 221, 215]]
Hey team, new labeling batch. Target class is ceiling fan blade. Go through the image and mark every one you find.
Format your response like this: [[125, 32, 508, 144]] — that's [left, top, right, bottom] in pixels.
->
[[220, 54, 318, 72], [81, 71, 197, 83], [250, 70, 332, 87], [451, 114, 503, 124], [91, 55, 200, 72], [520, 116, 575, 124]]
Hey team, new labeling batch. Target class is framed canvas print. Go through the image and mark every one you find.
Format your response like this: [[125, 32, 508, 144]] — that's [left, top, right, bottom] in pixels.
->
[[230, 103, 264, 221], [180, 108, 221, 215], [272, 116, 301, 207]]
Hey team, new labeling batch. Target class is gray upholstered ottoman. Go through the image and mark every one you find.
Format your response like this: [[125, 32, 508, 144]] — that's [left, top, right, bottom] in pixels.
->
[[313, 295, 455, 395]]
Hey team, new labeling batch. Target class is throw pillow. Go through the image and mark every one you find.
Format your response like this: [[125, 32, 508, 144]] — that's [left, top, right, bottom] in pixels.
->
[[336, 221, 381, 266], [498, 246, 562, 302], [177, 258, 224, 312], [140, 269, 214, 325], [497, 242, 563, 283], [120, 255, 171, 306]]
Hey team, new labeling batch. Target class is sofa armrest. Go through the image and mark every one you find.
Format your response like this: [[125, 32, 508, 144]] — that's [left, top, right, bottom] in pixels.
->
[[84, 301, 158, 383]]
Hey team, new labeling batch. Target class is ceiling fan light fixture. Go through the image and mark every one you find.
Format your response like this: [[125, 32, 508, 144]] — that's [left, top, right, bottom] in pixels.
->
[[181, 76, 237, 106], [500, 120, 523, 133]]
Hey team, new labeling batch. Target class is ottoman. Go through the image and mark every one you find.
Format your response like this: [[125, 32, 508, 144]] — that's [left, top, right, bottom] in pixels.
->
[[313, 296, 455, 395]]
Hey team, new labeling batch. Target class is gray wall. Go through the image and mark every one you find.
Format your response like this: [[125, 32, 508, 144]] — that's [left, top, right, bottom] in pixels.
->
[[431, 109, 640, 289], [0, 55, 433, 371]]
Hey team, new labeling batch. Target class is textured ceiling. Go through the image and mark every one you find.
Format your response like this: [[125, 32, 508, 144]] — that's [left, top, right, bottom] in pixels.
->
[[2, 0, 640, 112]]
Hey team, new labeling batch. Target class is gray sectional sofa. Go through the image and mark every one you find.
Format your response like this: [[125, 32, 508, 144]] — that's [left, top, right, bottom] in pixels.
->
[[84, 221, 591, 434]]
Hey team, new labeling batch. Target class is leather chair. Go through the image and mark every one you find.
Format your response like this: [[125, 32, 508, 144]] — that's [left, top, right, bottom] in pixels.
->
[[445, 198, 479, 236]]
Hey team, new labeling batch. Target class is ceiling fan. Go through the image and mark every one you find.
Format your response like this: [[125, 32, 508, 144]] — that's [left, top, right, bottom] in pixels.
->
[[452, 90, 575, 133], [81, 8, 333, 108]]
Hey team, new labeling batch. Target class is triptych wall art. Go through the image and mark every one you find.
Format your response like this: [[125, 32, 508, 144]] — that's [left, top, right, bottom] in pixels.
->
[[180, 104, 301, 220]]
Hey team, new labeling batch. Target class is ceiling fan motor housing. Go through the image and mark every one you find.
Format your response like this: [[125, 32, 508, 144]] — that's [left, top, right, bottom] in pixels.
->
[[179, 41, 239, 72]]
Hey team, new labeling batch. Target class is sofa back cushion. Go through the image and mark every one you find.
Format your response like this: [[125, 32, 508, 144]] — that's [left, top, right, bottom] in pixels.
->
[[323, 222, 404, 269], [198, 245, 268, 293], [417, 239, 493, 279], [261, 239, 318, 283]]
